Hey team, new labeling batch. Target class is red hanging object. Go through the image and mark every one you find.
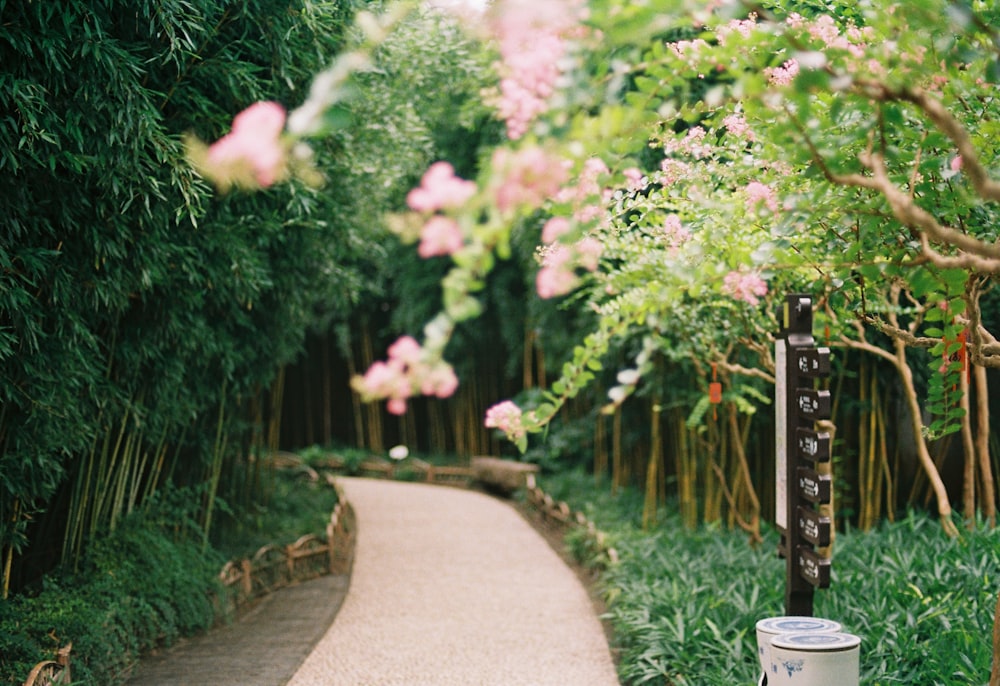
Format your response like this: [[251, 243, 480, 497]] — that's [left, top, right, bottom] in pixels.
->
[[709, 382, 723, 404], [709, 363, 722, 420]]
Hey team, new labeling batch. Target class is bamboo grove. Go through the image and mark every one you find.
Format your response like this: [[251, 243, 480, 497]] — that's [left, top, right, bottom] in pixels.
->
[[0, 0, 494, 596]]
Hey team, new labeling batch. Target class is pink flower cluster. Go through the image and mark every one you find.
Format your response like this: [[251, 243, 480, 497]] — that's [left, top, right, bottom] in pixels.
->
[[407, 162, 477, 212], [765, 59, 800, 86], [555, 157, 613, 225], [663, 126, 713, 159], [536, 244, 576, 298], [407, 162, 476, 258], [722, 271, 768, 306], [744, 181, 779, 213], [715, 14, 757, 45], [355, 336, 459, 415], [489, 0, 584, 139], [535, 236, 602, 299], [492, 146, 570, 214], [207, 101, 287, 187], [658, 158, 693, 186], [723, 113, 754, 141], [484, 400, 526, 440], [661, 214, 691, 251]]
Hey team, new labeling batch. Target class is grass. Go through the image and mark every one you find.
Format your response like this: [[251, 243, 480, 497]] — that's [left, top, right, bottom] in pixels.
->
[[539, 469, 1000, 686]]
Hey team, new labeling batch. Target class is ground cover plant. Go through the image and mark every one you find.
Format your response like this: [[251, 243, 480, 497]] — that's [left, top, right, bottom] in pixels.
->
[[0, 464, 339, 684], [542, 470, 1000, 685]]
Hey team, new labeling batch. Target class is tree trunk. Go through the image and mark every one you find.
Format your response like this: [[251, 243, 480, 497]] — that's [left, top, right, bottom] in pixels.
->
[[960, 363, 977, 529], [974, 364, 996, 527], [894, 340, 959, 537]]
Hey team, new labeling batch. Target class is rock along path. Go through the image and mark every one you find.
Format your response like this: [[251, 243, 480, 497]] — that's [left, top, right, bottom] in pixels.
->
[[287, 476, 620, 686]]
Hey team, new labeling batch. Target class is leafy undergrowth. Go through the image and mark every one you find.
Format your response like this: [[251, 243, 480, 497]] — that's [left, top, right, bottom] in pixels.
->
[[0, 466, 340, 685], [540, 470, 1000, 686]]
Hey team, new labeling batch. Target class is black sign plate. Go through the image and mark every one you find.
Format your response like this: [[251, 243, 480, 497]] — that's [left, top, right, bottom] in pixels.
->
[[797, 506, 832, 547], [795, 347, 831, 377], [796, 389, 831, 420], [796, 428, 831, 463], [797, 467, 831, 504], [798, 546, 831, 588]]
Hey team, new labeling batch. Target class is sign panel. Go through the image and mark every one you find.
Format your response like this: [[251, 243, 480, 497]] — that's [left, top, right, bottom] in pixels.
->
[[796, 428, 831, 463], [796, 389, 831, 421], [798, 547, 831, 588], [797, 506, 831, 547], [797, 467, 832, 504], [795, 347, 831, 377]]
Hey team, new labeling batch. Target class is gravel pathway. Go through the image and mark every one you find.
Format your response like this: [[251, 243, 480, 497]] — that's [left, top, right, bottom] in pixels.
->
[[287, 477, 620, 686]]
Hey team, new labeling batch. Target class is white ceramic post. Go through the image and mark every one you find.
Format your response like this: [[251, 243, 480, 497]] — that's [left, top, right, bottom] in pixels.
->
[[754, 616, 841, 684], [768, 632, 860, 686]]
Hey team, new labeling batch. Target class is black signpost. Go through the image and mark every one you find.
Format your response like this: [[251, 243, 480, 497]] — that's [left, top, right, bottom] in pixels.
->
[[775, 294, 832, 616]]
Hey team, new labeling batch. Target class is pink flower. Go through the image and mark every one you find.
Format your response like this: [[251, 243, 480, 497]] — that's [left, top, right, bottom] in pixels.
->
[[207, 101, 287, 187], [658, 159, 692, 186], [542, 216, 572, 243], [387, 397, 408, 415], [536, 244, 577, 298], [418, 216, 464, 257], [388, 336, 423, 366], [484, 400, 526, 439], [421, 363, 459, 398], [744, 181, 779, 213], [575, 237, 602, 271], [661, 214, 691, 248], [407, 162, 477, 212], [492, 147, 569, 214], [765, 59, 799, 87], [951, 155, 963, 172], [722, 271, 768, 306], [489, 0, 583, 138], [623, 167, 645, 190], [723, 114, 754, 140]]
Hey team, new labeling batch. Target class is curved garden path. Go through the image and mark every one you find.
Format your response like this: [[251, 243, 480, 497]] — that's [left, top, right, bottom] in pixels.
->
[[288, 476, 620, 686]]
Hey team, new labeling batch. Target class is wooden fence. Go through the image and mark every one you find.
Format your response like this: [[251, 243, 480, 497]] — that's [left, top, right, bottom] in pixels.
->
[[522, 473, 620, 567], [216, 474, 355, 616], [24, 470, 354, 686]]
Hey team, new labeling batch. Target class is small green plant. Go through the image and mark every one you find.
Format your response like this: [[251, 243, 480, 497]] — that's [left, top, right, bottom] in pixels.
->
[[539, 471, 1000, 685]]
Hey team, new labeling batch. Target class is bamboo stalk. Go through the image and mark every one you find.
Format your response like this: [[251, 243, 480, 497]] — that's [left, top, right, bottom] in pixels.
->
[[875, 380, 894, 523], [523, 326, 535, 389], [642, 402, 662, 530], [594, 408, 607, 483], [202, 379, 228, 550], [3, 499, 19, 600], [611, 406, 622, 495]]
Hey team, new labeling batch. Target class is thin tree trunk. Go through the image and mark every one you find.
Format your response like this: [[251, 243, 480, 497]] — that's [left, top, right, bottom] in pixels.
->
[[727, 402, 762, 544], [975, 363, 996, 527], [960, 364, 977, 529], [895, 340, 958, 536]]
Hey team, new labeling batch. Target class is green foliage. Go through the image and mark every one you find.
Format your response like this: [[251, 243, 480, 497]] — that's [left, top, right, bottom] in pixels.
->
[[0, 0, 380, 584], [542, 471, 1000, 685], [212, 465, 340, 559], [0, 506, 223, 684], [0, 464, 344, 684]]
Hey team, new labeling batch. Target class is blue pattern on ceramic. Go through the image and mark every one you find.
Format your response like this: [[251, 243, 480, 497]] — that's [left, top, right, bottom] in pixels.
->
[[780, 658, 805, 678]]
